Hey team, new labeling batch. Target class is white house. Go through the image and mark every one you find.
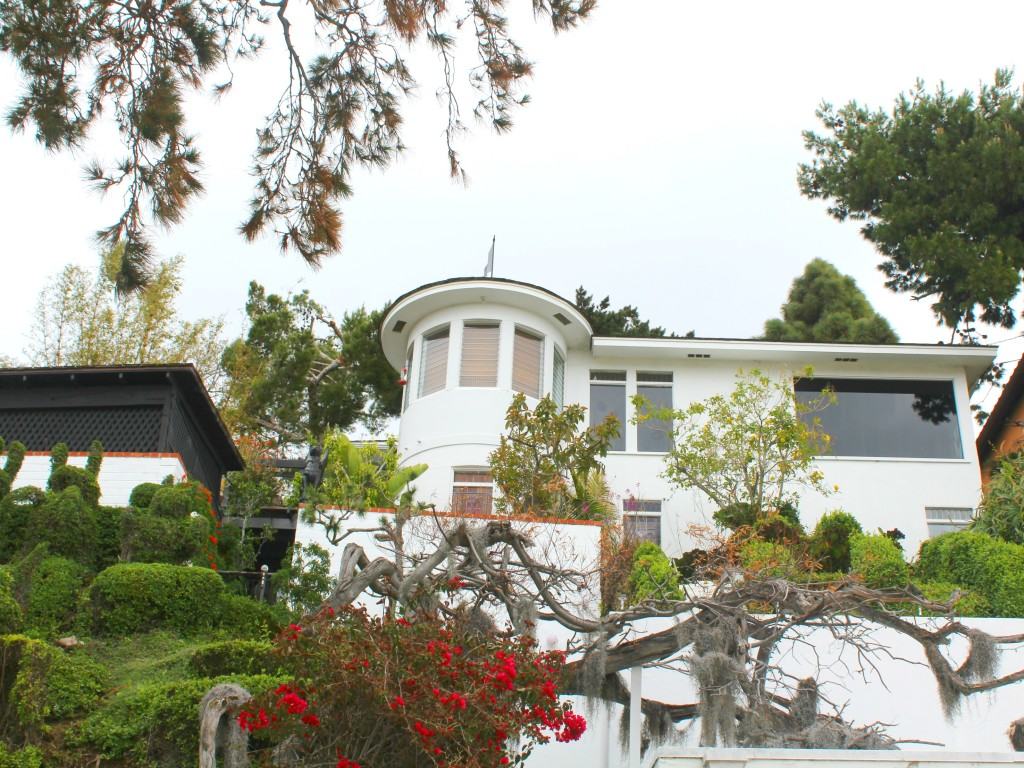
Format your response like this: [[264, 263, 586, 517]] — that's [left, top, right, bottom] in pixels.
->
[[380, 277, 997, 557]]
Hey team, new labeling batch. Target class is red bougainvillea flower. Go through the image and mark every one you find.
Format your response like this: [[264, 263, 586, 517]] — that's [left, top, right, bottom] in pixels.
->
[[237, 708, 270, 733], [336, 757, 361, 768], [301, 713, 321, 727], [208, 535, 219, 545], [389, 695, 406, 710], [447, 576, 465, 589]]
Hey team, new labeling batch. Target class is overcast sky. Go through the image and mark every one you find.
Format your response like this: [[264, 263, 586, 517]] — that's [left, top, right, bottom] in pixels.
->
[[2, 1, 1023, 420]]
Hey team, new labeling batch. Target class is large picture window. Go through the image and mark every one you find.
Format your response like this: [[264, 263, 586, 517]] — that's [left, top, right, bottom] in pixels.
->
[[418, 326, 450, 398], [795, 378, 963, 459], [637, 372, 673, 452], [590, 371, 626, 451], [460, 322, 500, 387], [512, 328, 543, 398]]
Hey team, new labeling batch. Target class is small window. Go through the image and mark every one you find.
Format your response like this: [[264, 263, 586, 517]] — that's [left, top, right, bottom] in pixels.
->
[[452, 469, 493, 516], [623, 499, 662, 545], [513, 328, 543, 398], [402, 344, 414, 412], [460, 322, 500, 387], [925, 507, 974, 538], [590, 370, 626, 451], [552, 347, 565, 409], [637, 372, 673, 453], [418, 326, 450, 397]]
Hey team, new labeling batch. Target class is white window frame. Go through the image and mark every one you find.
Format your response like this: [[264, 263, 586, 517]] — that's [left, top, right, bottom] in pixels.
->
[[451, 468, 494, 516], [418, 324, 450, 398], [623, 498, 662, 545], [925, 506, 974, 538], [512, 326, 544, 398]]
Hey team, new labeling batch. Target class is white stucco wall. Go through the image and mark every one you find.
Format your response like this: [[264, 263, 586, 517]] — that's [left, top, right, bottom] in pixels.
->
[[8, 453, 187, 506]]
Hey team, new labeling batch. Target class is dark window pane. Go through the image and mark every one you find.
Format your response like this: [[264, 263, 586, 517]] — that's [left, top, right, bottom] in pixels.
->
[[590, 381, 625, 451], [795, 379, 962, 459], [624, 499, 662, 513], [637, 384, 672, 452]]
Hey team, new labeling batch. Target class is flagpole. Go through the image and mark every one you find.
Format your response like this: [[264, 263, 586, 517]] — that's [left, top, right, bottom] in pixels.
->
[[484, 235, 495, 278]]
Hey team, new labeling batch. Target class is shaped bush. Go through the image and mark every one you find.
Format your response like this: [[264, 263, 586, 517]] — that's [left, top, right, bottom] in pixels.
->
[[12, 550, 87, 637], [628, 541, 683, 602], [86, 563, 225, 635], [809, 510, 863, 572], [0, 569, 23, 635], [25, 487, 98, 567], [217, 593, 287, 640], [188, 639, 278, 677], [94, 505, 125, 571], [149, 481, 211, 519], [0, 487, 46, 562], [0, 438, 26, 499], [119, 509, 207, 564], [916, 531, 1024, 617], [46, 442, 102, 508], [128, 482, 164, 510], [850, 533, 908, 588]]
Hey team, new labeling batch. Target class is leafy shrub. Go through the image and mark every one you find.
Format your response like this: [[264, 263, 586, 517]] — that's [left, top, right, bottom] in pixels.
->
[[13, 553, 87, 637], [914, 581, 991, 617], [739, 539, 798, 577], [271, 542, 334, 615], [0, 439, 26, 498], [0, 487, 46, 562], [25, 487, 98, 567], [149, 481, 210, 519], [0, 635, 108, 738], [87, 563, 225, 635], [69, 673, 286, 767], [0, 743, 42, 768], [128, 482, 164, 510], [0, 570, 23, 635], [809, 510, 863, 572], [188, 639, 278, 677], [119, 509, 208, 564], [93, 505, 125, 571], [46, 443, 101, 508], [973, 451, 1024, 544], [916, 531, 1024, 617], [850, 534, 908, 588], [628, 541, 683, 602], [216, 593, 287, 640]]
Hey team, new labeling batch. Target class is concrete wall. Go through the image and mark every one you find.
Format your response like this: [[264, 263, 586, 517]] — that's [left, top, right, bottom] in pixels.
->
[[9, 452, 187, 506], [650, 749, 1024, 767]]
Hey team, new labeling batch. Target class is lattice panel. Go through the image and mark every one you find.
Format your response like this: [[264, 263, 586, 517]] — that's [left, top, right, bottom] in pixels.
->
[[0, 406, 162, 452]]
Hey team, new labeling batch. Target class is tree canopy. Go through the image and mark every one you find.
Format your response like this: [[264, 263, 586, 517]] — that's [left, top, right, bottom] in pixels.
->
[[0, 0, 595, 291], [799, 70, 1024, 335], [763, 259, 899, 344], [220, 282, 401, 447], [26, 248, 227, 393], [574, 287, 688, 338]]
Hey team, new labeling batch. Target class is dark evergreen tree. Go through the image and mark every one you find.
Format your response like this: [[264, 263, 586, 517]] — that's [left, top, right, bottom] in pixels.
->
[[575, 287, 689, 338], [763, 260, 899, 344], [800, 70, 1024, 337]]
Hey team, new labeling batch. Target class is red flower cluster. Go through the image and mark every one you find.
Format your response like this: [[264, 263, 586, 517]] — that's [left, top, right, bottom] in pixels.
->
[[336, 757, 361, 768], [237, 708, 270, 733]]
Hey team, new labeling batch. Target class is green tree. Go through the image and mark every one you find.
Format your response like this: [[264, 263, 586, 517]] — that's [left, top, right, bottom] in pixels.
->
[[763, 259, 899, 344], [574, 287, 689, 338], [799, 70, 1024, 336], [636, 369, 833, 523], [220, 282, 401, 446], [26, 248, 226, 393], [1, 0, 595, 290], [973, 451, 1024, 544]]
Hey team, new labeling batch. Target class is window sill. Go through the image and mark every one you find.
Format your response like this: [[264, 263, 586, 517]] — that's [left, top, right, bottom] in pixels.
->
[[813, 455, 970, 464]]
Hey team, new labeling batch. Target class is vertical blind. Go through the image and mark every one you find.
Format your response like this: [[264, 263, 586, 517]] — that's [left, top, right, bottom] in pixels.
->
[[460, 323, 500, 387], [512, 329, 543, 398], [418, 326, 449, 397], [552, 347, 565, 408]]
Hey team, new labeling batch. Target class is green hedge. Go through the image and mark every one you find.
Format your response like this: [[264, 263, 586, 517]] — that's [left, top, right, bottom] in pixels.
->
[[851, 533, 908, 588], [914, 581, 991, 617], [188, 639, 279, 677], [0, 570, 22, 635], [87, 564, 225, 635], [0, 487, 46, 562], [916, 531, 1024, 617], [0, 744, 41, 768], [70, 673, 286, 767], [216, 593, 288, 640]]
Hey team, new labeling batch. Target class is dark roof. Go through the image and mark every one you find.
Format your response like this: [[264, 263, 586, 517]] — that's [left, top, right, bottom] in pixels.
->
[[977, 354, 1024, 463], [0, 364, 242, 471]]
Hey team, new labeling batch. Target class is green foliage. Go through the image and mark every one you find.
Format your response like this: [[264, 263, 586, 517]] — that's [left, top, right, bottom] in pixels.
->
[[739, 539, 798, 577], [0, 570, 23, 635], [0, 744, 41, 768], [489, 394, 618, 518], [850, 534, 908, 588], [916, 531, 1024, 617], [93, 505, 125, 571], [0, 439, 26, 498], [12, 552, 86, 638], [643, 369, 833, 521], [119, 510, 207, 564], [221, 284, 402, 445], [271, 543, 334, 616], [574, 287, 676, 337], [914, 581, 991, 617], [973, 451, 1024, 544], [215, 593, 286, 640], [70, 673, 286, 767], [800, 70, 1024, 332], [149, 481, 209, 519], [0, 635, 107, 737], [809, 510, 863, 572], [628, 541, 683, 603], [714, 503, 805, 544], [45, 442, 102, 507], [129, 481, 166, 509], [25, 488, 98, 567], [0, 487, 45, 562], [763, 259, 899, 344], [188, 639, 278, 677], [86, 564, 225, 635]]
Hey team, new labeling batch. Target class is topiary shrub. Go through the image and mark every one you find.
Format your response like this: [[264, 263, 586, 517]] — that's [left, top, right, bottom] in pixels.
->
[[12, 552, 87, 638], [973, 451, 1024, 544], [118, 509, 208, 564], [128, 482, 164, 510], [0, 743, 42, 768], [149, 481, 211, 520], [188, 639, 279, 677], [0, 569, 23, 635], [216, 593, 287, 640], [69, 673, 286, 767], [25, 487, 98, 567], [46, 443, 101, 508], [0, 438, 26, 499], [739, 539, 798, 577], [0, 635, 108, 739], [94, 505, 125, 570], [628, 541, 683, 603], [87, 563, 225, 635], [850, 533, 908, 588], [0, 487, 46, 562], [809, 510, 863, 572], [916, 531, 1024, 617]]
